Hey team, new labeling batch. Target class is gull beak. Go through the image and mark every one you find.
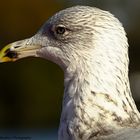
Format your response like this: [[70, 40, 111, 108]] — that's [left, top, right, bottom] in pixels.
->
[[0, 38, 42, 63]]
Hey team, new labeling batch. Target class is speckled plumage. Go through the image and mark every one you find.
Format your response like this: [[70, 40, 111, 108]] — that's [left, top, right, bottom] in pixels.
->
[[42, 6, 140, 140], [1, 5, 140, 140]]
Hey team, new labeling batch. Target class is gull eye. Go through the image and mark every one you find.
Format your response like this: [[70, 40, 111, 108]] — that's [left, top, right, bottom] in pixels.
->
[[55, 26, 66, 35]]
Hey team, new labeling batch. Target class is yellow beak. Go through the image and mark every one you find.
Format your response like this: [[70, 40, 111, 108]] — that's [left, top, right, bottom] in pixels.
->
[[0, 38, 42, 63], [0, 44, 17, 62]]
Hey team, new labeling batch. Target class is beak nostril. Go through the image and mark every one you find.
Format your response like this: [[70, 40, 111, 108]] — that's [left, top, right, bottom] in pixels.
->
[[14, 46, 20, 48]]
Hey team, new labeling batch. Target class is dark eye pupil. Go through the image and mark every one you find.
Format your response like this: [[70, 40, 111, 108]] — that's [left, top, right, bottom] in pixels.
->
[[56, 27, 65, 34]]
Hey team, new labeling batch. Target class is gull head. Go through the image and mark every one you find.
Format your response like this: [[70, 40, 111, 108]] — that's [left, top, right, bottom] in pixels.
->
[[0, 6, 128, 71]]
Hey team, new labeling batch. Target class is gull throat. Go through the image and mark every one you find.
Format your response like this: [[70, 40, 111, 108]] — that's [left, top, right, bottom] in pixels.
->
[[59, 36, 140, 139]]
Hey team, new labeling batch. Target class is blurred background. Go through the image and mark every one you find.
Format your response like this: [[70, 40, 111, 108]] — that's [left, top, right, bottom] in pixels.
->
[[0, 0, 140, 139]]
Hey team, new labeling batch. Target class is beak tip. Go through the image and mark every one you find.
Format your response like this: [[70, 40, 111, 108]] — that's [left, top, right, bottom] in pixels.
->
[[0, 44, 13, 63]]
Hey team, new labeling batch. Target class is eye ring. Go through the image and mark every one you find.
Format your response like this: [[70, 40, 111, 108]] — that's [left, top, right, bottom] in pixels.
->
[[55, 26, 66, 35]]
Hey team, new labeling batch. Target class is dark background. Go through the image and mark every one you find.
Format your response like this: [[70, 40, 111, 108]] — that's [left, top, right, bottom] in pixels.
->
[[0, 0, 140, 138]]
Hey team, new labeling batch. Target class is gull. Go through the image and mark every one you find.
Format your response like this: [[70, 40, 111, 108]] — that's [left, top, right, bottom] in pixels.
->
[[0, 5, 140, 140]]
